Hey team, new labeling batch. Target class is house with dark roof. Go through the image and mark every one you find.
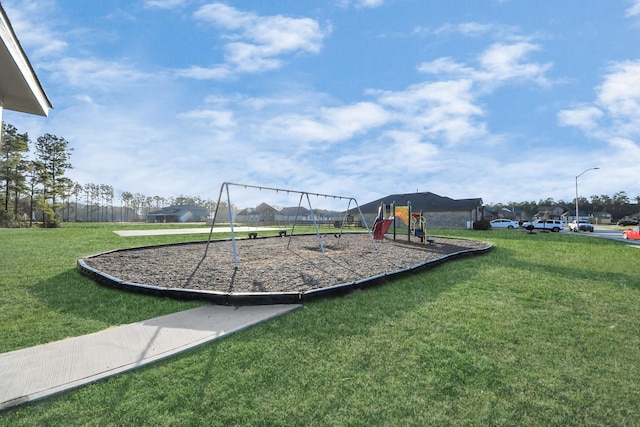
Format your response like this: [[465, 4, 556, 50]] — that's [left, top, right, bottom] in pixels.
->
[[146, 205, 208, 223], [277, 206, 313, 222], [235, 203, 280, 224], [535, 205, 568, 220], [356, 192, 484, 229], [234, 203, 345, 225]]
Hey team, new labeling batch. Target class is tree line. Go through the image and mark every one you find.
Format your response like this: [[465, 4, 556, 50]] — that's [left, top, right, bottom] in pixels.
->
[[3, 121, 639, 227], [0, 123, 218, 227], [1, 123, 73, 227], [69, 189, 218, 223], [485, 193, 640, 221]]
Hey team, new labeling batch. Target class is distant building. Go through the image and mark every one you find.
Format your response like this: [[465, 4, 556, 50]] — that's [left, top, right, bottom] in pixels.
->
[[235, 203, 280, 224], [591, 212, 612, 224], [535, 205, 568, 220], [563, 208, 612, 223], [277, 206, 313, 222], [146, 205, 208, 223], [485, 207, 524, 221], [234, 203, 344, 225]]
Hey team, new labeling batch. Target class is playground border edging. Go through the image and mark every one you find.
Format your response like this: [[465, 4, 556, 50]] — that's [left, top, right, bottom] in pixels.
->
[[77, 238, 493, 305]]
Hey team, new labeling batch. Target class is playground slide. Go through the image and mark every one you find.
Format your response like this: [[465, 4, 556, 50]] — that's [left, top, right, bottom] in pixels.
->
[[373, 219, 393, 241]]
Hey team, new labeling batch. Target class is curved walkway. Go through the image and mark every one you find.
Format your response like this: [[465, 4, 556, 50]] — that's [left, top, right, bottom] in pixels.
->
[[0, 304, 301, 410]]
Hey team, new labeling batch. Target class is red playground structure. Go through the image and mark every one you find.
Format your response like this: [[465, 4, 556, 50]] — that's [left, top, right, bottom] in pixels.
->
[[372, 201, 429, 243]]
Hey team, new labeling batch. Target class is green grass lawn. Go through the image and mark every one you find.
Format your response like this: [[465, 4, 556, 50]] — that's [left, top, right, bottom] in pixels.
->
[[1, 224, 639, 425]]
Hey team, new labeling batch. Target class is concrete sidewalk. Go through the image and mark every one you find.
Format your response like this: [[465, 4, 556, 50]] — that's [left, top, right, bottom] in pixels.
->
[[113, 226, 282, 237], [0, 304, 301, 410]]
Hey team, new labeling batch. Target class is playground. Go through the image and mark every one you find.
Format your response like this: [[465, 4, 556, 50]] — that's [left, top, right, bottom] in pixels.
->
[[80, 233, 491, 302], [79, 183, 492, 303]]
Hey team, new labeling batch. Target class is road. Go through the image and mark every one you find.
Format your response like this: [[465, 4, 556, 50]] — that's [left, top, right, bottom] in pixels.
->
[[566, 226, 640, 246]]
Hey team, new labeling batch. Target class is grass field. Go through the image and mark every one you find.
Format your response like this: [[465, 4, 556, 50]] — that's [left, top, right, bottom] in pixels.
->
[[1, 223, 639, 425]]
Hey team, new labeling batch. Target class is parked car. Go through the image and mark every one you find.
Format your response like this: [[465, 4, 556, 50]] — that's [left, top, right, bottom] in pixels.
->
[[521, 219, 564, 232], [617, 219, 639, 226], [569, 220, 594, 232], [490, 219, 520, 229], [622, 226, 640, 240]]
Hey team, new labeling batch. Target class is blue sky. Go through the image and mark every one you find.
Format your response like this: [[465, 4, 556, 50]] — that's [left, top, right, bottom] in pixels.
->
[[4, 0, 640, 208]]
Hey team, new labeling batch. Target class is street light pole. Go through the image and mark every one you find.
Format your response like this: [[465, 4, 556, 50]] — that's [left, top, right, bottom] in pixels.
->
[[575, 167, 600, 225]]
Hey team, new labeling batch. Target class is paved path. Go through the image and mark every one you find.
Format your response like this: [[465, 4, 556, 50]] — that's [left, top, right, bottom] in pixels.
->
[[0, 304, 301, 410], [114, 226, 282, 237]]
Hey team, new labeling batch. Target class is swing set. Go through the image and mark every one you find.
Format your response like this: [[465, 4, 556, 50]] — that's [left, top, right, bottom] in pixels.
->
[[372, 201, 430, 243]]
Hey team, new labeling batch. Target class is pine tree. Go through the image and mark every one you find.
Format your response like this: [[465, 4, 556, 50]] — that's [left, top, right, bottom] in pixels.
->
[[33, 133, 73, 227], [0, 123, 30, 226]]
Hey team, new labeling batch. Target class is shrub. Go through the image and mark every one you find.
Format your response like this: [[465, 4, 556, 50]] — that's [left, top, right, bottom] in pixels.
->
[[473, 219, 492, 230]]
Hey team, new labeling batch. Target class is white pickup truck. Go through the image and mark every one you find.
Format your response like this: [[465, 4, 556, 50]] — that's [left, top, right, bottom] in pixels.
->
[[522, 219, 564, 232]]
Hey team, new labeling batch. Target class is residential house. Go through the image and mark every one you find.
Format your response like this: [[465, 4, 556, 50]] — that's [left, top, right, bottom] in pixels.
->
[[146, 205, 208, 223], [535, 205, 568, 220], [277, 206, 314, 222], [235, 203, 280, 225], [591, 212, 612, 224], [356, 192, 484, 229]]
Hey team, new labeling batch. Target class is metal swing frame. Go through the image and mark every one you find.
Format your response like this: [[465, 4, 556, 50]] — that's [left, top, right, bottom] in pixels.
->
[[202, 182, 377, 269]]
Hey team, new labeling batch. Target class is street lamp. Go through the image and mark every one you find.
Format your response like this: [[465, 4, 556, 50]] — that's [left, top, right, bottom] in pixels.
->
[[575, 167, 599, 225]]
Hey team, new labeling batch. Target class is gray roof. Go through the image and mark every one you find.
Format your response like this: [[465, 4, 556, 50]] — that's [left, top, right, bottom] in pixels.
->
[[357, 192, 483, 213], [278, 206, 312, 216], [147, 205, 207, 216], [237, 203, 280, 215]]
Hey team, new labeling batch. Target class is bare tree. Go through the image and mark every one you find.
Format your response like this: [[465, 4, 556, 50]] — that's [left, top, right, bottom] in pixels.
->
[[101, 184, 114, 222], [71, 182, 83, 222]]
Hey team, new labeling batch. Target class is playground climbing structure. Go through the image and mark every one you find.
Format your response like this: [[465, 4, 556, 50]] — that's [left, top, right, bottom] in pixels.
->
[[372, 201, 429, 243]]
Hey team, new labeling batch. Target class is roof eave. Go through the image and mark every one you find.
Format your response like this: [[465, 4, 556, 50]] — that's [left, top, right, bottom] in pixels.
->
[[0, 4, 53, 117]]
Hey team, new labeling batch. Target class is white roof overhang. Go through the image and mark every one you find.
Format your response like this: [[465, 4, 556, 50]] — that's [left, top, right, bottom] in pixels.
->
[[0, 4, 52, 116]]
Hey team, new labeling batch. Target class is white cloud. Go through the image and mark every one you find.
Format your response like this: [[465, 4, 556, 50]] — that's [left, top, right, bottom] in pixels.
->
[[556, 61, 640, 199], [335, 0, 384, 8], [609, 137, 640, 153], [177, 64, 234, 80], [417, 57, 475, 75], [186, 3, 329, 78], [376, 80, 486, 145], [5, 0, 638, 205], [178, 109, 236, 129], [597, 61, 640, 121], [336, 130, 440, 176], [416, 21, 518, 39], [557, 105, 603, 132], [562, 60, 640, 140], [625, 0, 640, 17], [432, 22, 496, 37], [418, 41, 552, 91], [262, 102, 390, 145], [45, 57, 155, 91], [224, 42, 284, 73], [144, 0, 188, 9], [3, 0, 68, 59], [477, 42, 551, 85], [355, 0, 384, 8]]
